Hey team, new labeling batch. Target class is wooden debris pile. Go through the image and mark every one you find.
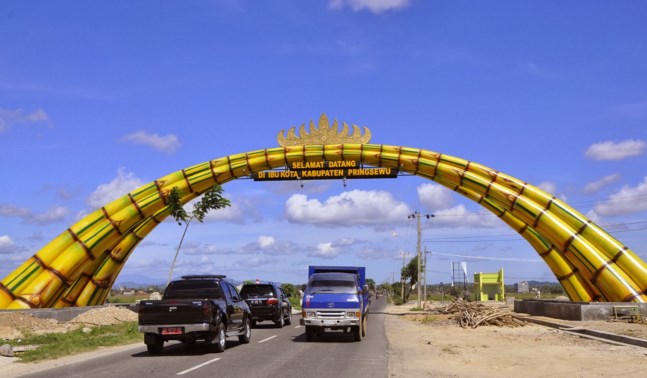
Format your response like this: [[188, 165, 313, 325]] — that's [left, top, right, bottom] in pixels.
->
[[428, 299, 526, 328]]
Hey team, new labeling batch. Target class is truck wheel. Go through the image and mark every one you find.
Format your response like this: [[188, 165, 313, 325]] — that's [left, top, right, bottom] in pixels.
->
[[238, 317, 251, 344], [285, 310, 292, 326], [275, 312, 284, 328], [146, 335, 164, 355], [361, 315, 367, 337], [212, 322, 226, 353], [353, 323, 362, 342], [305, 326, 315, 342]]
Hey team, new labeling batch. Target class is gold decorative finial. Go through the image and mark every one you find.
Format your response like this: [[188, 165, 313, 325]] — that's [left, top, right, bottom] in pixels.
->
[[277, 114, 372, 146]]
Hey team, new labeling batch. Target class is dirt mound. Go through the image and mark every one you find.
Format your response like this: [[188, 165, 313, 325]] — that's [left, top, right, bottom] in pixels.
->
[[0, 306, 138, 340], [69, 306, 138, 326]]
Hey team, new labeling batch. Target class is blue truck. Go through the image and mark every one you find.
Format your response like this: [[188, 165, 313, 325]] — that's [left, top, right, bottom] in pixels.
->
[[300, 266, 370, 341]]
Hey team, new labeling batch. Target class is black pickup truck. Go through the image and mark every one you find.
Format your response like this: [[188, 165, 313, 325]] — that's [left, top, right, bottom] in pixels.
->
[[138, 275, 252, 354]]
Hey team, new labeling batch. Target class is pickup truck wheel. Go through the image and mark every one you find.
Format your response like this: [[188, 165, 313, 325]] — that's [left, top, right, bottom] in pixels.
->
[[212, 322, 226, 353], [361, 315, 367, 337], [146, 335, 164, 355], [238, 317, 251, 344], [285, 310, 292, 325], [275, 312, 284, 328]]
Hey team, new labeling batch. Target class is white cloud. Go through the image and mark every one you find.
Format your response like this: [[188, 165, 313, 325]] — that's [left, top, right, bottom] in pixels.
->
[[0, 203, 68, 225], [0, 235, 20, 254], [203, 197, 258, 224], [585, 139, 646, 161], [0, 204, 31, 218], [25, 206, 69, 225], [333, 237, 360, 247], [285, 190, 411, 226], [537, 181, 557, 195], [233, 255, 277, 268], [242, 236, 300, 255], [594, 176, 647, 216], [0, 107, 51, 132], [537, 181, 567, 202], [356, 246, 393, 260], [417, 183, 454, 211], [328, 0, 410, 13], [181, 242, 237, 256], [585, 210, 601, 224], [258, 235, 275, 248], [584, 173, 621, 194], [121, 130, 180, 154], [87, 168, 145, 209], [431, 204, 502, 229], [309, 242, 339, 259]]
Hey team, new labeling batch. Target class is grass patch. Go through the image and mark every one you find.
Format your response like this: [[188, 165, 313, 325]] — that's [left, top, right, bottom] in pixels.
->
[[9, 321, 143, 363], [289, 297, 302, 311], [389, 296, 406, 305], [409, 307, 424, 312], [419, 315, 438, 324], [106, 294, 149, 304]]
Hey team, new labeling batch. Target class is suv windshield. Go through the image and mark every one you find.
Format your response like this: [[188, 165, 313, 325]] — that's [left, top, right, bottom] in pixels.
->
[[308, 275, 357, 294], [240, 284, 276, 298], [163, 280, 222, 299]]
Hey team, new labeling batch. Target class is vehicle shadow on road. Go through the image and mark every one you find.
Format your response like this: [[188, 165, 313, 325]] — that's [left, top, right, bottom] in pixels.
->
[[251, 323, 282, 329], [290, 332, 356, 343], [131, 340, 246, 358]]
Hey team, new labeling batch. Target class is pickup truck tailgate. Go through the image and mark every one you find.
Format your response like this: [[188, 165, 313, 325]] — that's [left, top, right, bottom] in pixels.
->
[[138, 299, 211, 325]]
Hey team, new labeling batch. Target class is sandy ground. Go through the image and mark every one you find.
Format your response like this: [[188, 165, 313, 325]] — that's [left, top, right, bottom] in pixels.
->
[[385, 300, 647, 377], [3, 303, 647, 377]]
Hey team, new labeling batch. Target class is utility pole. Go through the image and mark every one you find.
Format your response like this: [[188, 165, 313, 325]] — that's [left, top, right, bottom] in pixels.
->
[[423, 245, 430, 300], [408, 211, 434, 309], [399, 251, 409, 299]]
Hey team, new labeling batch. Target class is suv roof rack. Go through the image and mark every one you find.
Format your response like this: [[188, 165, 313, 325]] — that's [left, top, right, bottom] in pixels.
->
[[246, 281, 280, 286], [181, 275, 226, 280]]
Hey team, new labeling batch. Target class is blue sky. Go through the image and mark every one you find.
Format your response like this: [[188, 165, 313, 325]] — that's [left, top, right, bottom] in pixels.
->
[[1, 1, 646, 287]]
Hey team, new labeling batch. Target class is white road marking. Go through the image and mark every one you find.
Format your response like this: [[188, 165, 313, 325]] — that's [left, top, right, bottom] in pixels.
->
[[177, 357, 221, 375], [294, 325, 301, 329], [258, 335, 277, 343]]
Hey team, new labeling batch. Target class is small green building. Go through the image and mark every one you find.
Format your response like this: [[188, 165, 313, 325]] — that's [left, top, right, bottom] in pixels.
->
[[474, 268, 505, 301]]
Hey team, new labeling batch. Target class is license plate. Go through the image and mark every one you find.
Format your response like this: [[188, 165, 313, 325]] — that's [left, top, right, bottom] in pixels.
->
[[323, 320, 337, 326], [161, 327, 183, 335]]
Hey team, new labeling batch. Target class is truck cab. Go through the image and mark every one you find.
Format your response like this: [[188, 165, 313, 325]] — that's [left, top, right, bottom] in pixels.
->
[[300, 266, 369, 342]]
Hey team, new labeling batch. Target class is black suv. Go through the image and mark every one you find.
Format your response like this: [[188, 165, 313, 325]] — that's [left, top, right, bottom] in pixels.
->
[[240, 282, 292, 328]]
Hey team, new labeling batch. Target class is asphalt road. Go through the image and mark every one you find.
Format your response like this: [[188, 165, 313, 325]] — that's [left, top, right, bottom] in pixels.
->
[[22, 296, 389, 378]]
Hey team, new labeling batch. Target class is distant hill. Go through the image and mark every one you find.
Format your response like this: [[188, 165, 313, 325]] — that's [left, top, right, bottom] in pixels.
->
[[114, 274, 243, 289]]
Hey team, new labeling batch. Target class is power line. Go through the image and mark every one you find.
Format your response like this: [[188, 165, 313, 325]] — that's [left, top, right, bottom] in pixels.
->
[[425, 195, 647, 219], [430, 251, 543, 262], [422, 220, 647, 244]]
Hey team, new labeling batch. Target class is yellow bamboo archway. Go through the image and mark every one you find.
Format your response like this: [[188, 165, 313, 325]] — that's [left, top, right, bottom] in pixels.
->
[[2, 140, 646, 309]]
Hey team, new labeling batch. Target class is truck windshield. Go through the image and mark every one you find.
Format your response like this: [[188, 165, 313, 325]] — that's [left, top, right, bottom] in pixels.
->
[[308, 277, 357, 294], [163, 280, 222, 299], [240, 284, 275, 298]]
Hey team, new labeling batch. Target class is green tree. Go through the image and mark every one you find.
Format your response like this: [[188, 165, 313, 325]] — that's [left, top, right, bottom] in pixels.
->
[[167, 185, 231, 285], [380, 281, 391, 295], [366, 278, 376, 291], [281, 283, 297, 297], [401, 255, 419, 301]]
